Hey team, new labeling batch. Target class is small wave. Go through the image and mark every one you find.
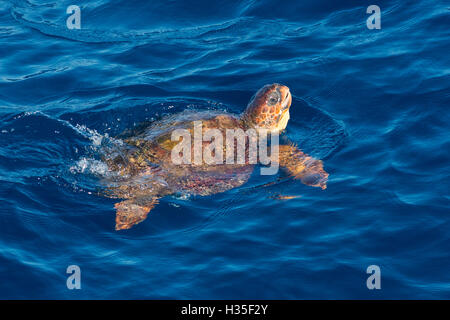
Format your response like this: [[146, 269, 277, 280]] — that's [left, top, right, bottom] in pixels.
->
[[9, 2, 249, 44]]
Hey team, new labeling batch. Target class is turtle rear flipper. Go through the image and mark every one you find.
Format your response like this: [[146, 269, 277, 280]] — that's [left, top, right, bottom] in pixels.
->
[[114, 198, 159, 230]]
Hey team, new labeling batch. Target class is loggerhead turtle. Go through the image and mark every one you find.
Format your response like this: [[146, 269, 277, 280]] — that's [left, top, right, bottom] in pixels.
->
[[102, 84, 329, 230]]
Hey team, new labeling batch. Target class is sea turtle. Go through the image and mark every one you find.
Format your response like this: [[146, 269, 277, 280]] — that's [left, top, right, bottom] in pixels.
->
[[102, 84, 329, 230]]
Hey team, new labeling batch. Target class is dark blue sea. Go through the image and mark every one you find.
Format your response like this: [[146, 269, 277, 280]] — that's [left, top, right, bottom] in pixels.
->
[[0, 0, 449, 299]]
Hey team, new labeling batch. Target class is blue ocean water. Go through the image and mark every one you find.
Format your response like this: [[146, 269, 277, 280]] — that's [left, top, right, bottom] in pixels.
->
[[0, 0, 449, 299]]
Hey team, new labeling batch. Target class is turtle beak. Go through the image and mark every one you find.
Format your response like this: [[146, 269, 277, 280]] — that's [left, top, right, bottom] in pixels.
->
[[281, 88, 292, 111], [279, 87, 292, 120], [274, 86, 291, 132], [276, 86, 292, 131]]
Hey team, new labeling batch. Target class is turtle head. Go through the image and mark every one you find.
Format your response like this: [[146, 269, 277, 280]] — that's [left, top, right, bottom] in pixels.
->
[[242, 84, 292, 133]]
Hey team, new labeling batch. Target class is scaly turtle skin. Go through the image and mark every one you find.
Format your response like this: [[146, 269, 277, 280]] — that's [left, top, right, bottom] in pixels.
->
[[102, 84, 329, 230]]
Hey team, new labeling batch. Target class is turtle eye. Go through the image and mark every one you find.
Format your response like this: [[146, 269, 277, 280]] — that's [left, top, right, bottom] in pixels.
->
[[267, 91, 280, 106]]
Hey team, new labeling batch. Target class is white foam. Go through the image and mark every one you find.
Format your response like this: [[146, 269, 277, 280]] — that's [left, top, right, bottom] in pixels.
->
[[74, 124, 103, 146], [70, 157, 109, 176]]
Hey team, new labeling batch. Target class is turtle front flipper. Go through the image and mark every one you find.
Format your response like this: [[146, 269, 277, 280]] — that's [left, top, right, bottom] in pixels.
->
[[114, 198, 159, 230], [276, 144, 329, 190]]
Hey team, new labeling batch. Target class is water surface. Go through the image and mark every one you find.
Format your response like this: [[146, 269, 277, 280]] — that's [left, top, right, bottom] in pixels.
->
[[0, 0, 449, 299]]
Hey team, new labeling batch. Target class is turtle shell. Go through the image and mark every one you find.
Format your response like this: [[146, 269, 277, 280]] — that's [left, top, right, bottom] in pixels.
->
[[106, 110, 255, 197]]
